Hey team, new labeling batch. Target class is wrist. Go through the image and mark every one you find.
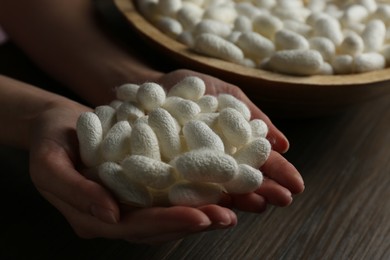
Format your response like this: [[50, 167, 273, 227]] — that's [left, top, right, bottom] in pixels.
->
[[53, 55, 164, 107], [0, 75, 90, 149]]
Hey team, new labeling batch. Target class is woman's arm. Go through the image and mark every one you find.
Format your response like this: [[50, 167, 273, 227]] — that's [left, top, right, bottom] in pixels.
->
[[0, 0, 163, 105], [0, 74, 84, 148]]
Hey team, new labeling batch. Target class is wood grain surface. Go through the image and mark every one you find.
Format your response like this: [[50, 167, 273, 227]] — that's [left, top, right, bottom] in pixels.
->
[[1, 2, 390, 259]]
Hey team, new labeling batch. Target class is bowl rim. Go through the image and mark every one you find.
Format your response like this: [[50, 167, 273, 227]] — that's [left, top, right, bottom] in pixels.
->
[[114, 0, 390, 87]]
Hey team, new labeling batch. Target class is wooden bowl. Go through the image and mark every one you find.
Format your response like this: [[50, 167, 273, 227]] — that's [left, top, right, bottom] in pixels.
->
[[113, 0, 390, 118]]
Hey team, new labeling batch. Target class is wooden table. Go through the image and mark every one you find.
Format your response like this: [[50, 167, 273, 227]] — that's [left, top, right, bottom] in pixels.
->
[[1, 4, 390, 259]]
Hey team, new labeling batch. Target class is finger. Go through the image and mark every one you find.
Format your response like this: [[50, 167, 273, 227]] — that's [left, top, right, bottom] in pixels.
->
[[197, 204, 237, 229], [30, 143, 120, 224], [265, 122, 290, 154], [119, 206, 214, 243], [261, 151, 305, 194], [41, 192, 215, 244], [256, 178, 293, 207], [125, 205, 237, 243], [229, 193, 267, 213], [220, 84, 290, 154], [242, 96, 290, 154], [42, 192, 191, 244], [120, 206, 237, 242]]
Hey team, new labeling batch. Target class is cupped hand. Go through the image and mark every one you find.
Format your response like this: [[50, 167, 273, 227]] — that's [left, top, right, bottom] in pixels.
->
[[28, 71, 304, 244], [156, 69, 305, 212], [28, 99, 236, 244]]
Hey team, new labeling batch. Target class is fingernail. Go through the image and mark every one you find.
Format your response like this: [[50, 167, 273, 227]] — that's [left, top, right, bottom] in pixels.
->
[[210, 221, 233, 230], [215, 212, 235, 228], [217, 221, 231, 227], [198, 219, 212, 228], [267, 133, 289, 153], [90, 205, 118, 224], [267, 135, 277, 147], [219, 216, 232, 226]]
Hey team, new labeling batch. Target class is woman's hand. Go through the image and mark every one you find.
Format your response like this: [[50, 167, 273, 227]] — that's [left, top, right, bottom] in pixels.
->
[[156, 69, 305, 212], [22, 67, 303, 245], [28, 100, 237, 245], [27, 80, 303, 244]]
